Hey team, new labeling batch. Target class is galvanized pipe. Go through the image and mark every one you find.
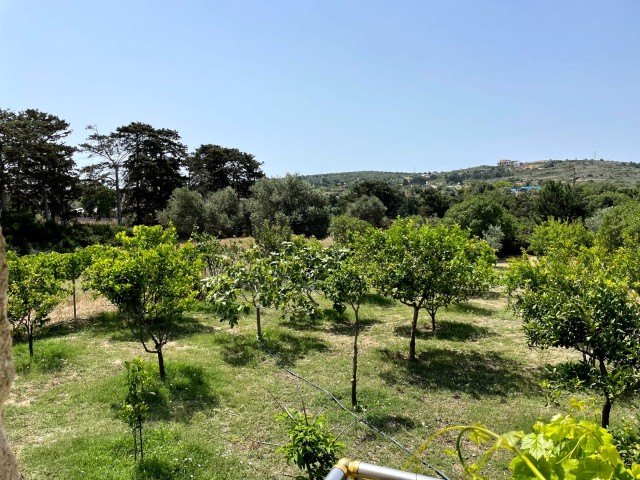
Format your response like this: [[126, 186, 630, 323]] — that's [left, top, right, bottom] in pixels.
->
[[324, 459, 440, 480]]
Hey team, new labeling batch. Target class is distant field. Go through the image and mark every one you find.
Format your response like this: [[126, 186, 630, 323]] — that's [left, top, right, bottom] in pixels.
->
[[5, 286, 635, 479]]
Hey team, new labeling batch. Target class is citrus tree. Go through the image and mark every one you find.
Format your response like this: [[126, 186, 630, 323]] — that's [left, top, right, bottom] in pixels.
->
[[322, 247, 370, 408], [361, 220, 496, 361], [7, 251, 67, 357], [84, 225, 201, 381], [506, 247, 640, 428]]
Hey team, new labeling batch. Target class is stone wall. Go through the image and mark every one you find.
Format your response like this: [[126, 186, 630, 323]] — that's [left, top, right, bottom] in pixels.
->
[[0, 230, 20, 479]]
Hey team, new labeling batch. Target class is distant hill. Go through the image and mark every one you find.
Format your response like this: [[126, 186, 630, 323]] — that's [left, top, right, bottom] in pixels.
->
[[301, 159, 640, 190]]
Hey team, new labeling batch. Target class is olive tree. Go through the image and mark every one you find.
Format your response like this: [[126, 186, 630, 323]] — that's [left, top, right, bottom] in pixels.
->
[[506, 247, 640, 428], [84, 225, 201, 381], [361, 219, 496, 361], [7, 252, 67, 357]]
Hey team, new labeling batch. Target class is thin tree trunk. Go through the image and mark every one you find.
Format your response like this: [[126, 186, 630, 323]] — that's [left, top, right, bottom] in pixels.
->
[[133, 428, 138, 460], [72, 277, 77, 322], [352, 307, 359, 408], [157, 346, 166, 382], [256, 306, 262, 341], [28, 323, 34, 357], [139, 424, 144, 460], [409, 305, 419, 361], [115, 166, 122, 225]]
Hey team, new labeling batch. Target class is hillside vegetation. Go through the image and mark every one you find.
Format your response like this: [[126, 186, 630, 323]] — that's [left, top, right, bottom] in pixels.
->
[[302, 159, 640, 190]]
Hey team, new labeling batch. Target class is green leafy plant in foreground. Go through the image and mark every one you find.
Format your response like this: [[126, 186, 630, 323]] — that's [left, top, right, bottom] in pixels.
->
[[276, 410, 344, 480], [416, 402, 640, 479], [120, 358, 155, 461]]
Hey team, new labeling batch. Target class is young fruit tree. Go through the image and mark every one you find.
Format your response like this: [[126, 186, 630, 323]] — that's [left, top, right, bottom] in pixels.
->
[[204, 246, 284, 341], [7, 252, 67, 357], [84, 225, 201, 381], [57, 249, 91, 322], [322, 247, 370, 408], [360, 219, 496, 361], [506, 247, 640, 428]]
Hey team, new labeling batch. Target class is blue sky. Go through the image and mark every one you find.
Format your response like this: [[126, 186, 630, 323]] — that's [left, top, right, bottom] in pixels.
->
[[1, 0, 638, 176]]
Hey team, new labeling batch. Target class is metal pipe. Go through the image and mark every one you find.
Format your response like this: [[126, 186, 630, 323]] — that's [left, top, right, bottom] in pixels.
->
[[324, 459, 440, 480]]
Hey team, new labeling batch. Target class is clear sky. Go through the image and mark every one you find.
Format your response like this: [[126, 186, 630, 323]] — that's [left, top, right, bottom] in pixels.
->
[[1, 0, 638, 176]]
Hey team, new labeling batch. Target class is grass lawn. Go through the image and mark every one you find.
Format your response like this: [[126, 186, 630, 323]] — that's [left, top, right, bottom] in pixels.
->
[[5, 287, 637, 479]]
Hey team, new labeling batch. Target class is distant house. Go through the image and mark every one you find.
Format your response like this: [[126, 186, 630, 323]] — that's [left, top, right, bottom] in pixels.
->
[[498, 159, 521, 167], [510, 185, 542, 194]]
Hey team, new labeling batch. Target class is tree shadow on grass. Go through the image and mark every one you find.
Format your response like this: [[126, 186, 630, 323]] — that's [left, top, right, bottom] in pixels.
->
[[13, 341, 81, 375], [364, 412, 416, 433], [393, 320, 494, 342], [362, 293, 395, 307], [262, 330, 329, 367], [39, 312, 216, 343], [210, 330, 329, 368], [378, 348, 537, 398], [446, 302, 495, 317], [329, 316, 380, 336], [138, 363, 219, 423], [211, 333, 263, 367]]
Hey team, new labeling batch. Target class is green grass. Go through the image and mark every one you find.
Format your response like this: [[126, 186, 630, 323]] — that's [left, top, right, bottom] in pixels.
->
[[5, 293, 637, 479]]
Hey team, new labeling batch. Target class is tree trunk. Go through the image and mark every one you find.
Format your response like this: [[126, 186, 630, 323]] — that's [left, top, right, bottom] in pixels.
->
[[256, 306, 262, 341], [409, 305, 419, 361], [352, 308, 360, 408], [139, 424, 144, 460], [72, 278, 77, 322], [43, 190, 51, 222], [429, 309, 437, 331], [28, 324, 34, 357], [115, 167, 122, 225], [602, 395, 612, 428], [157, 347, 166, 382]]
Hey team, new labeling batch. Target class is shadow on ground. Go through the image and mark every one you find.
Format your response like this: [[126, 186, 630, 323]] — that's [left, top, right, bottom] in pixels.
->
[[38, 313, 216, 343], [446, 302, 495, 317], [210, 329, 329, 368], [378, 347, 538, 398], [364, 412, 416, 433], [394, 319, 494, 342]]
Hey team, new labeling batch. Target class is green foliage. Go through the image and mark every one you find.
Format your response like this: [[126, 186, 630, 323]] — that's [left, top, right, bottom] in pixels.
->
[[203, 186, 245, 237], [84, 225, 202, 380], [120, 358, 155, 461], [610, 418, 640, 467], [188, 143, 264, 198], [7, 251, 67, 356], [596, 201, 640, 250], [327, 215, 372, 244], [253, 215, 293, 253], [157, 187, 205, 238], [276, 410, 344, 480], [360, 219, 496, 360], [204, 246, 282, 339], [346, 195, 387, 227], [444, 194, 516, 249], [117, 122, 186, 225], [527, 218, 593, 256], [506, 248, 640, 427], [246, 175, 330, 239], [536, 180, 586, 221], [481, 224, 505, 252], [419, 407, 640, 479]]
